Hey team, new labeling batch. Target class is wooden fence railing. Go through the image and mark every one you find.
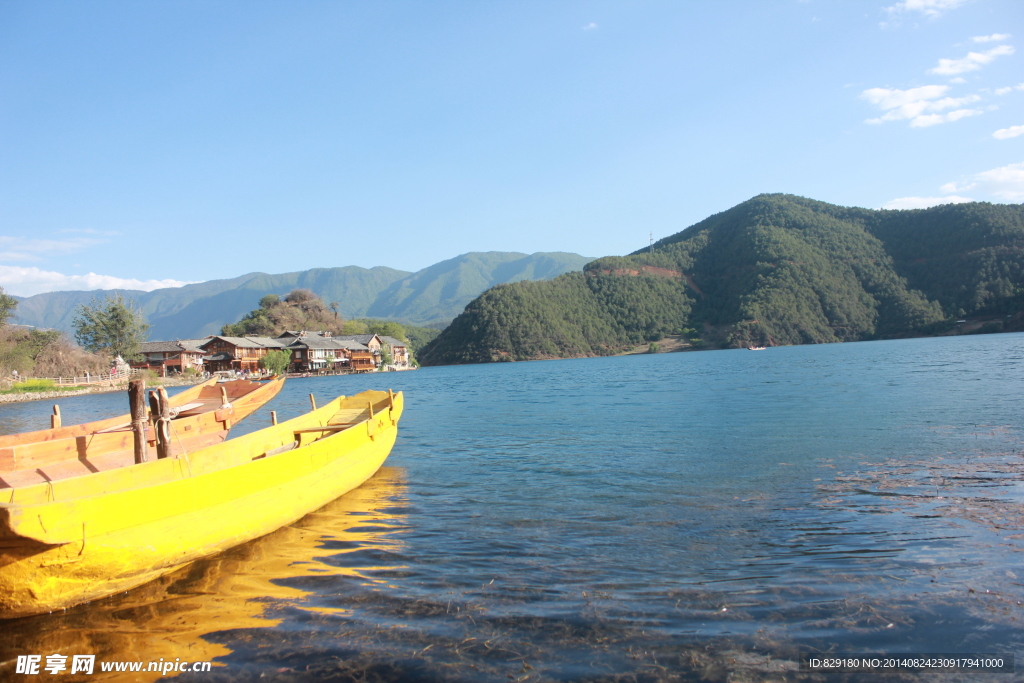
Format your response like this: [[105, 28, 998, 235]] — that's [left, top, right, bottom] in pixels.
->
[[28, 369, 133, 386]]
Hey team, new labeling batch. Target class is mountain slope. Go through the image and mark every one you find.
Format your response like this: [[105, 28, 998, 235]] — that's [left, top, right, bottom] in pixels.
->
[[12, 252, 592, 339], [366, 251, 593, 322], [419, 195, 1024, 365]]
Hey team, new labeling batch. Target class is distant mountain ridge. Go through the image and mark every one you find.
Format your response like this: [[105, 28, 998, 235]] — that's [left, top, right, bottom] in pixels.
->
[[419, 195, 1024, 365], [12, 252, 594, 339]]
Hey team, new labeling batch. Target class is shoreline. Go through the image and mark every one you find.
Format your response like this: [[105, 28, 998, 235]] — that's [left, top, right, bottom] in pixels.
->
[[0, 377, 205, 405]]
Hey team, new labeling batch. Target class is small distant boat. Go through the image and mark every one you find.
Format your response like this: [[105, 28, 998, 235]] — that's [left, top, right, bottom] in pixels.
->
[[0, 377, 285, 489], [747, 346, 767, 351], [0, 388, 403, 618]]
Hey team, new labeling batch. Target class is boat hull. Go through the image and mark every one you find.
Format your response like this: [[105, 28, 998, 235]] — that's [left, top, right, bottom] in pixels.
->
[[0, 378, 220, 448], [0, 390, 402, 619], [0, 377, 285, 488]]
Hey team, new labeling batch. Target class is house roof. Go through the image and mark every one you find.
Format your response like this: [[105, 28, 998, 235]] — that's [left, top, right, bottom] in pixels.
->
[[286, 337, 369, 351], [200, 336, 262, 349], [277, 330, 335, 339], [140, 339, 209, 354], [334, 340, 370, 350], [243, 336, 286, 348], [200, 336, 284, 349], [335, 334, 381, 345], [379, 336, 407, 347], [177, 339, 208, 353], [140, 341, 183, 354]]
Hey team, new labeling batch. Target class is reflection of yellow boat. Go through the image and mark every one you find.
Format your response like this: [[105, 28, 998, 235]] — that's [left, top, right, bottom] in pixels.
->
[[0, 377, 286, 488], [0, 467, 407, 681], [0, 389, 403, 619]]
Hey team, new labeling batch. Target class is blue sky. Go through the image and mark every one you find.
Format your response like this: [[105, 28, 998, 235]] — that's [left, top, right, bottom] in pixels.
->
[[1, 0, 1021, 296]]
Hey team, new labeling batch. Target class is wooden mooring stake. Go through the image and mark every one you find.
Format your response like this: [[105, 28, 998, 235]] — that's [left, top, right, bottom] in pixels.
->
[[128, 378, 149, 464], [50, 405, 62, 429], [148, 386, 172, 459]]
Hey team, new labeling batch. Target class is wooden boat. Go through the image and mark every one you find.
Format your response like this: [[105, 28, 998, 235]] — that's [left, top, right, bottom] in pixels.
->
[[0, 376, 286, 489], [0, 389, 403, 619]]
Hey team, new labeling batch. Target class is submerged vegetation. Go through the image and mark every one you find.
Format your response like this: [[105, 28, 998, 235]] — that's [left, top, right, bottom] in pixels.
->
[[420, 195, 1024, 365]]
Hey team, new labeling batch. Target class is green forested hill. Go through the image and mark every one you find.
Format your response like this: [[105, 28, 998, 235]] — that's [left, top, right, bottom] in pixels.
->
[[419, 195, 1024, 365]]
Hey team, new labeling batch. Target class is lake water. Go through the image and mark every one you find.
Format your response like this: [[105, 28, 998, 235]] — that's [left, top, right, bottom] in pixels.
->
[[2, 333, 1023, 681]]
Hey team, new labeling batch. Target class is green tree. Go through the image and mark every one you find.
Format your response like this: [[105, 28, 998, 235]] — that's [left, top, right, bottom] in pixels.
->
[[0, 287, 16, 327], [72, 294, 150, 361], [366, 320, 407, 341], [259, 349, 291, 375], [342, 320, 368, 335]]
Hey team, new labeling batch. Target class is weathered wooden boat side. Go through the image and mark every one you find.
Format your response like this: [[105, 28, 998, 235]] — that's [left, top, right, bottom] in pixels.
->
[[0, 378, 219, 447], [0, 389, 403, 619], [0, 376, 286, 489]]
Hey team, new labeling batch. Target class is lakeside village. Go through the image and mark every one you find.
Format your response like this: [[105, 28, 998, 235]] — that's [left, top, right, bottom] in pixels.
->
[[133, 330, 413, 379]]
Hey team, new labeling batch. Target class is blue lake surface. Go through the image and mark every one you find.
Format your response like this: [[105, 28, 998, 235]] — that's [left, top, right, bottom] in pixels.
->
[[2, 333, 1023, 681]]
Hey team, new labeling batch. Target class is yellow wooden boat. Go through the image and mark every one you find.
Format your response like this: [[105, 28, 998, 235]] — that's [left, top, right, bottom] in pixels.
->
[[0, 377, 286, 489], [0, 389, 403, 619]]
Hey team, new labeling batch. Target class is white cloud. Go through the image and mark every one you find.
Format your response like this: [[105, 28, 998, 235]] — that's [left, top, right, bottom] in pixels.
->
[[972, 34, 1011, 43], [973, 162, 1024, 200], [0, 266, 197, 297], [0, 236, 105, 262], [885, 162, 1024, 208], [994, 83, 1024, 95], [940, 180, 976, 193], [929, 45, 1015, 76], [57, 228, 122, 237], [910, 108, 983, 127], [862, 84, 948, 110], [582, 22, 598, 30], [884, 0, 971, 18], [861, 86, 983, 126], [882, 195, 974, 210], [993, 125, 1024, 139], [936, 162, 1024, 202]]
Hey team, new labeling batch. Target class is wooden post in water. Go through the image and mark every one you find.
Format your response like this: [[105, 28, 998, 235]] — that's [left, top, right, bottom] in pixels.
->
[[309, 393, 317, 411], [271, 411, 278, 426], [148, 387, 172, 459], [50, 405, 62, 429], [129, 379, 149, 464]]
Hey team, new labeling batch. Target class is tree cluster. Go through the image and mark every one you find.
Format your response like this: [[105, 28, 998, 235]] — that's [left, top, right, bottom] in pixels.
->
[[0, 287, 112, 379], [72, 294, 150, 361], [221, 290, 440, 355]]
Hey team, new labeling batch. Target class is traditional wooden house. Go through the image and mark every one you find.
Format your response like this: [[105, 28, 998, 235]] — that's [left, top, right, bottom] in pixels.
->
[[346, 347, 377, 372], [285, 336, 348, 373], [199, 336, 285, 374], [132, 340, 207, 376], [334, 334, 384, 366], [277, 331, 374, 373], [378, 336, 411, 368]]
